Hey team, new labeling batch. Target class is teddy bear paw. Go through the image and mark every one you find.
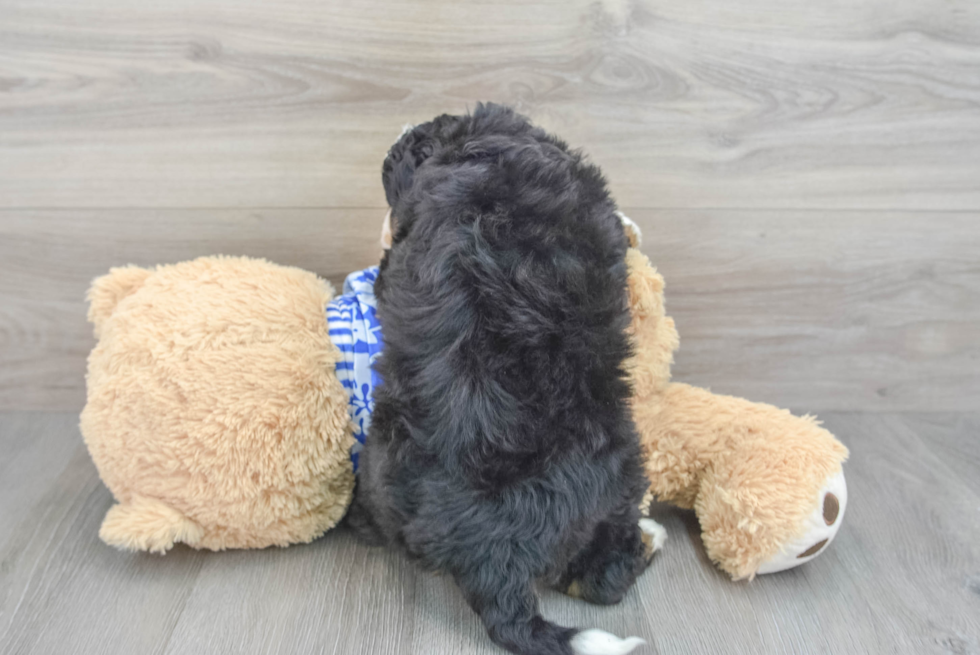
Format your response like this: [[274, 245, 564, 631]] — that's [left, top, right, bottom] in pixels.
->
[[756, 468, 847, 575]]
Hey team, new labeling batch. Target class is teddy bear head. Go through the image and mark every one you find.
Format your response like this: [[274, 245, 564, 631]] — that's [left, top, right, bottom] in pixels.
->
[[81, 257, 355, 552]]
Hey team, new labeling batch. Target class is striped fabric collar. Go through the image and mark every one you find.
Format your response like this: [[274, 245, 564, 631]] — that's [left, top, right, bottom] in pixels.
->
[[326, 266, 383, 472]]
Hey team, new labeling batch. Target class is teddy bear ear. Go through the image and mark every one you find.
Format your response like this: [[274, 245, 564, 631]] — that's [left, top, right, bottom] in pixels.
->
[[86, 265, 153, 337]]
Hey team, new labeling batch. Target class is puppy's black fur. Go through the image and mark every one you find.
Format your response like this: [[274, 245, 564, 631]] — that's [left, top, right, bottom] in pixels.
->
[[346, 104, 651, 655]]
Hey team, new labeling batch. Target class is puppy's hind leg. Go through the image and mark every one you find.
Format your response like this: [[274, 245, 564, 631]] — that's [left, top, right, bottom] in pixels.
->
[[343, 481, 387, 547], [559, 512, 664, 606]]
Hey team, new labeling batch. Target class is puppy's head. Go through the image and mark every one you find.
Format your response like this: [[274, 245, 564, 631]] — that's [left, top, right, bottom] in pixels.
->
[[379, 104, 534, 250], [380, 116, 463, 249], [381, 122, 425, 211]]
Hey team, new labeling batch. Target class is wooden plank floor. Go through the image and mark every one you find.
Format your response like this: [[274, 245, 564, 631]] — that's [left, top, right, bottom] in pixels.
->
[[0, 411, 977, 655]]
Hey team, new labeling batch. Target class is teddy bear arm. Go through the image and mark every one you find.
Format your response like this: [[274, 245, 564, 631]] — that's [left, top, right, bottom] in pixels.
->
[[99, 495, 204, 554]]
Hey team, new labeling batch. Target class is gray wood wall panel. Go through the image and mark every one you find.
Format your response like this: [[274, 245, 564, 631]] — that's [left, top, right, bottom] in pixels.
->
[[1, 0, 978, 210], [1, 210, 977, 412]]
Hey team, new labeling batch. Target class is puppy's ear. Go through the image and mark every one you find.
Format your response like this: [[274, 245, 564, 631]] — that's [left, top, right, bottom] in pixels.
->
[[382, 114, 470, 209], [381, 122, 437, 208]]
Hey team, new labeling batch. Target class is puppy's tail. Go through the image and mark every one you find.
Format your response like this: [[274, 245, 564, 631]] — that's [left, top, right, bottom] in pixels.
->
[[488, 617, 644, 655], [467, 582, 645, 655]]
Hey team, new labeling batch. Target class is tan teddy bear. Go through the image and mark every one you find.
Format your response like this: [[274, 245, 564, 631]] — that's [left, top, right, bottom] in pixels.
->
[[80, 234, 847, 580], [621, 221, 848, 580]]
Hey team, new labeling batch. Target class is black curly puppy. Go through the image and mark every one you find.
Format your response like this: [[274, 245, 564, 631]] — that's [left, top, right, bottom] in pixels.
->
[[346, 103, 659, 655]]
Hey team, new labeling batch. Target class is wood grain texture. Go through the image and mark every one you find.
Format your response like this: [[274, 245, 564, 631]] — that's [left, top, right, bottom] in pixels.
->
[[1, 0, 979, 209], [0, 209, 386, 410], [2, 209, 977, 411], [0, 415, 208, 655], [1, 411, 977, 655], [631, 209, 980, 413], [894, 413, 980, 497]]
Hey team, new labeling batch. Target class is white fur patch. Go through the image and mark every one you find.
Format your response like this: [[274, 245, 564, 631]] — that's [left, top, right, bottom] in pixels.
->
[[639, 518, 667, 552], [380, 208, 393, 250], [399, 123, 414, 138], [614, 211, 642, 247], [571, 629, 646, 655]]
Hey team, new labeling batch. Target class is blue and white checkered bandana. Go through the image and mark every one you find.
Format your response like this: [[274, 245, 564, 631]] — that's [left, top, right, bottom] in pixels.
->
[[326, 266, 383, 472]]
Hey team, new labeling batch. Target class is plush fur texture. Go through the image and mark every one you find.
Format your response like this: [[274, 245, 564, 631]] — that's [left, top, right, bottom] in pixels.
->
[[623, 248, 849, 580], [346, 104, 652, 655], [81, 256, 355, 552]]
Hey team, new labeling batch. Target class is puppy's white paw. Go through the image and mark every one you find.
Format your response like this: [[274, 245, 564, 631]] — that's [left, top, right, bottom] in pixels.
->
[[639, 518, 667, 556], [571, 629, 646, 655]]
